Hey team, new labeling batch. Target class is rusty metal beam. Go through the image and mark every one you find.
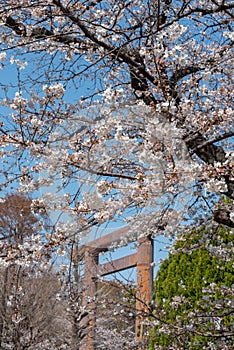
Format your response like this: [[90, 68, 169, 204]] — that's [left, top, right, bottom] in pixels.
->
[[80, 249, 99, 350], [136, 236, 154, 339], [98, 253, 137, 276], [78, 245, 108, 260], [80, 226, 130, 252]]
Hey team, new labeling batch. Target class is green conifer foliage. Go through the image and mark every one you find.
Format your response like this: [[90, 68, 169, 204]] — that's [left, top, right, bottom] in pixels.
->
[[150, 225, 234, 349]]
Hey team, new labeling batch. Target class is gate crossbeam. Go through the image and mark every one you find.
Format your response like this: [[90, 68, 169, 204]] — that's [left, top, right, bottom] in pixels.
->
[[98, 253, 137, 276]]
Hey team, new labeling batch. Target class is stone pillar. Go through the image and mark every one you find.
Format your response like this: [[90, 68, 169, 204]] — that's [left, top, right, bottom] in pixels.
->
[[81, 248, 99, 350], [136, 235, 154, 340]]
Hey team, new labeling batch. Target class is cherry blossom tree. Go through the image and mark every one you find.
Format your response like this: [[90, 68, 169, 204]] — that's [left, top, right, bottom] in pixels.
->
[[0, 0, 233, 348]]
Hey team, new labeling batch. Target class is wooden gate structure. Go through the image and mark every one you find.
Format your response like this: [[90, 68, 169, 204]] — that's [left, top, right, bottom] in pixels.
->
[[79, 226, 154, 350]]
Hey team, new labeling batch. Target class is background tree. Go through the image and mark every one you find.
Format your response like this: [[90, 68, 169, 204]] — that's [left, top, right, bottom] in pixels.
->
[[0, 193, 72, 350], [0, 268, 71, 350], [0, 193, 42, 243], [150, 224, 234, 349]]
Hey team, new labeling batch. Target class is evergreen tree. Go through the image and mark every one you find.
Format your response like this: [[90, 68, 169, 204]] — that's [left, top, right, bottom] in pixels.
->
[[150, 225, 234, 349]]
